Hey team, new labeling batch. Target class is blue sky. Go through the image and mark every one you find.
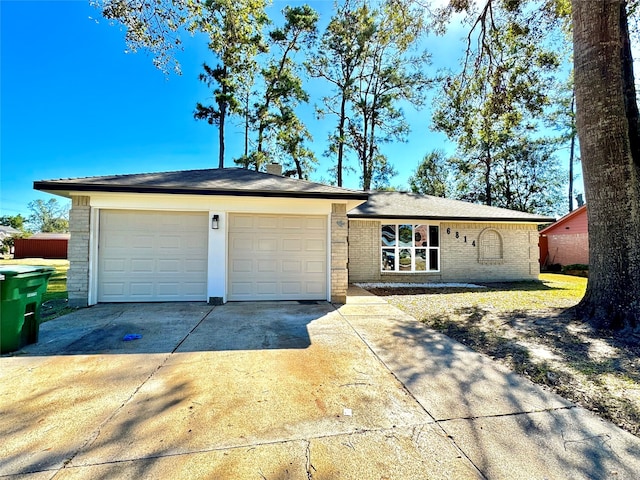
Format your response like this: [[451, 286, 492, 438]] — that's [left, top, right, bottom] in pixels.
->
[[1, 0, 575, 219]]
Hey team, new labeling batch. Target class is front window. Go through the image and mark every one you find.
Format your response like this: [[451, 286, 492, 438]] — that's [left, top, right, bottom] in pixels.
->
[[381, 224, 439, 272]]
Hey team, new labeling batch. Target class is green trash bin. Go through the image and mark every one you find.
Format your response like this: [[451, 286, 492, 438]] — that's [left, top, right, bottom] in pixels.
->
[[0, 265, 55, 354]]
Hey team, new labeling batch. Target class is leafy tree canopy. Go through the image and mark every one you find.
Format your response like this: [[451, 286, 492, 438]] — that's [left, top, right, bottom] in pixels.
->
[[408, 150, 451, 198], [0, 214, 27, 232], [27, 199, 70, 233]]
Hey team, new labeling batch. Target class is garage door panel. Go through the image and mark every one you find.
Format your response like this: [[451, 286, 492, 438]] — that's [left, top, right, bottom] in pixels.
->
[[101, 282, 125, 296], [103, 234, 128, 248], [131, 259, 154, 273], [305, 217, 326, 230], [306, 239, 325, 251], [257, 282, 278, 294], [130, 283, 153, 296], [307, 261, 324, 273], [130, 235, 153, 248], [230, 283, 252, 296], [158, 259, 180, 273], [158, 235, 181, 249], [282, 217, 304, 230], [281, 282, 302, 295], [184, 282, 207, 295], [282, 260, 302, 273], [230, 215, 253, 229], [98, 210, 208, 302], [256, 216, 278, 229], [231, 237, 247, 250], [228, 214, 327, 301], [157, 283, 180, 295], [282, 238, 302, 251], [258, 238, 278, 252], [232, 259, 252, 273], [186, 236, 208, 250], [103, 259, 126, 273], [184, 259, 207, 273], [306, 282, 325, 294], [257, 259, 277, 272]]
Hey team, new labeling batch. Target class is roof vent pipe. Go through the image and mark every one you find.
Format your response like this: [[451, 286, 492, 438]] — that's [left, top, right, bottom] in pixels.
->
[[266, 163, 283, 176]]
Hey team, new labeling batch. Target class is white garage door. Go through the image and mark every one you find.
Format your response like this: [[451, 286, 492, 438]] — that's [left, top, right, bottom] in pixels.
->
[[228, 214, 327, 301], [98, 210, 208, 302]]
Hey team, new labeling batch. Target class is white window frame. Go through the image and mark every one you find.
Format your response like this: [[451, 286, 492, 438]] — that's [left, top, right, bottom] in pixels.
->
[[380, 222, 440, 273]]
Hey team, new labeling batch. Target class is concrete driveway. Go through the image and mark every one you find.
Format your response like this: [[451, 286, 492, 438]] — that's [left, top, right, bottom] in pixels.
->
[[1, 287, 639, 479]]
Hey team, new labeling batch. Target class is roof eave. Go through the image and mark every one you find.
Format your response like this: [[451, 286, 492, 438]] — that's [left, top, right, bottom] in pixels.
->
[[33, 182, 369, 201], [347, 213, 555, 223], [539, 204, 587, 234]]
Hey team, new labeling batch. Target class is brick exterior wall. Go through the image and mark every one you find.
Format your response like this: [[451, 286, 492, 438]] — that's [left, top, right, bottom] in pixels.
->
[[348, 219, 540, 284], [67, 196, 91, 307], [546, 233, 589, 266], [539, 205, 588, 267], [331, 204, 349, 303]]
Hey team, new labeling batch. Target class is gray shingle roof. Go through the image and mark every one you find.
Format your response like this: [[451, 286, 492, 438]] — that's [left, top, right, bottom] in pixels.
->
[[34, 168, 368, 200], [0, 225, 20, 235], [348, 191, 555, 223]]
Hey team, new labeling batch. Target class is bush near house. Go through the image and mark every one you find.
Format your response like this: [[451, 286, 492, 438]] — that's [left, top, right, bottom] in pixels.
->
[[562, 264, 589, 277]]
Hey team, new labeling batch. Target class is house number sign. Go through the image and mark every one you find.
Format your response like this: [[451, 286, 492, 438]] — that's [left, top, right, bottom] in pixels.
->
[[446, 227, 476, 247]]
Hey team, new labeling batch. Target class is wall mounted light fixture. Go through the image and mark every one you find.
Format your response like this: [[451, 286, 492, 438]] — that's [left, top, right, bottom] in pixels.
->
[[212, 214, 219, 230]]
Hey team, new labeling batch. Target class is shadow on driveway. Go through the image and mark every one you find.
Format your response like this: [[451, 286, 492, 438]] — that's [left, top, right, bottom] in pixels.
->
[[6, 301, 334, 357]]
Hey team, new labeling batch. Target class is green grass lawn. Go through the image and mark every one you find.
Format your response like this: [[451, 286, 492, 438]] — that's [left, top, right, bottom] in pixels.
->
[[0, 258, 70, 319], [460, 273, 587, 311]]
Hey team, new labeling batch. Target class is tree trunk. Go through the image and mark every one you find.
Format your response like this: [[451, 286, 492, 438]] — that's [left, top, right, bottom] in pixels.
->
[[244, 95, 249, 158], [568, 95, 575, 212], [295, 156, 303, 179], [337, 94, 347, 187], [217, 66, 229, 169], [218, 112, 225, 169], [218, 85, 226, 169], [484, 149, 492, 207], [572, 0, 640, 331]]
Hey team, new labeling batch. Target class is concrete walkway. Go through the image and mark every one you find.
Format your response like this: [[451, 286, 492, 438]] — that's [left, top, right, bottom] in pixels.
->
[[341, 286, 640, 479], [0, 288, 638, 479]]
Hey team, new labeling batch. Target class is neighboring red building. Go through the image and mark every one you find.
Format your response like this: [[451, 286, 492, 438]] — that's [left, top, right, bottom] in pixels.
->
[[539, 205, 588, 267], [14, 233, 69, 259]]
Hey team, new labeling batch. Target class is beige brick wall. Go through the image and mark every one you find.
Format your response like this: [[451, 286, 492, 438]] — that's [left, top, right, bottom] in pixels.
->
[[67, 196, 91, 307], [440, 222, 539, 282], [347, 220, 378, 282], [330, 204, 349, 303], [348, 219, 540, 284]]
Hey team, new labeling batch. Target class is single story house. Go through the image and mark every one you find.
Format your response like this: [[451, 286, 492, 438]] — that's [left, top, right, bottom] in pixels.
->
[[539, 204, 588, 267], [349, 191, 553, 284], [0, 225, 20, 255], [34, 167, 554, 307], [13, 232, 70, 259]]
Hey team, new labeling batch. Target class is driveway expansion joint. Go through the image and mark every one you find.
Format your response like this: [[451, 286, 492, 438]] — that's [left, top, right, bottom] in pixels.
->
[[51, 423, 449, 475], [171, 306, 216, 354], [335, 303, 490, 479], [51, 306, 217, 477], [435, 404, 578, 423]]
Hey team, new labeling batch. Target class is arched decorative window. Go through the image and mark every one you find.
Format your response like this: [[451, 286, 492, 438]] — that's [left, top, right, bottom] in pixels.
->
[[478, 228, 504, 264]]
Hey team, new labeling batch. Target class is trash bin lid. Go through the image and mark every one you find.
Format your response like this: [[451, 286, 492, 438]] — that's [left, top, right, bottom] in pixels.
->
[[0, 265, 56, 277]]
